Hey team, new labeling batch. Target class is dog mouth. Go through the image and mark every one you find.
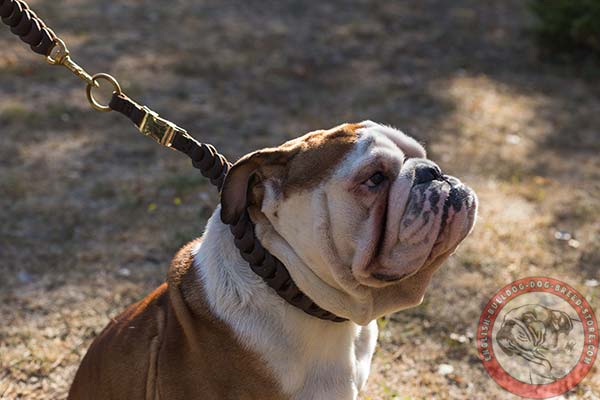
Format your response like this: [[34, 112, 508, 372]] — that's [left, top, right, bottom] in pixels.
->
[[371, 271, 410, 282], [367, 175, 477, 285]]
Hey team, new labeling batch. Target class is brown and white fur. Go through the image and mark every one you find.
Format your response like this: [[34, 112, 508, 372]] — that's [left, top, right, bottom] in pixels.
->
[[69, 121, 477, 400]]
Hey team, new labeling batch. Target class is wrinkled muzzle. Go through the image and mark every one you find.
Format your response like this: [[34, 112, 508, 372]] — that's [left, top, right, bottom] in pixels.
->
[[364, 158, 477, 286]]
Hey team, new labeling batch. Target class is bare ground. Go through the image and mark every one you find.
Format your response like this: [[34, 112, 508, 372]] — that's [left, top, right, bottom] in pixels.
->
[[0, 1, 599, 399]]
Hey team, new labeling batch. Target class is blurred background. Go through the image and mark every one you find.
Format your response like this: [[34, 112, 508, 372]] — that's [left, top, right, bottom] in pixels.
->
[[0, 1, 598, 399]]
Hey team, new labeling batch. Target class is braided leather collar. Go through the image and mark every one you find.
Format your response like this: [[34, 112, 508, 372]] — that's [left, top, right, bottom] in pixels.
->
[[110, 93, 347, 323]]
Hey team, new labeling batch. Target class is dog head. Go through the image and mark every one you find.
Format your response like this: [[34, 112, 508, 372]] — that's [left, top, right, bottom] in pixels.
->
[[221, 121, 477, 324], [497, 305, 575, 363]]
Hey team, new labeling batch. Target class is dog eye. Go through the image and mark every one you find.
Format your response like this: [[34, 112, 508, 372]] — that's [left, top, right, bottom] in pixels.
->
[[365, 172, 386, 188]]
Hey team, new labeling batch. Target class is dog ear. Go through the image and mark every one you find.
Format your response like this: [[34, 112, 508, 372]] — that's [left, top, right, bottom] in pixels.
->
[[496, 322, 517, 356], [220, 147, 292, 225]]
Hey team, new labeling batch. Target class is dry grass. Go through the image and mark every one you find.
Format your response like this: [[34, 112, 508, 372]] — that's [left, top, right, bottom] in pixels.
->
[[1, 1, 599, 399]]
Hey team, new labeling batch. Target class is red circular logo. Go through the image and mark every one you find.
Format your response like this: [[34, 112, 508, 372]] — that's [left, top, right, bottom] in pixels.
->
[[477, 277, 598, 398]]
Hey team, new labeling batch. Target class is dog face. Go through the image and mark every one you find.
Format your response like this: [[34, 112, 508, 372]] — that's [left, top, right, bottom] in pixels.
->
[[221, 121, 477, 324], [497, 305, 575, 358]]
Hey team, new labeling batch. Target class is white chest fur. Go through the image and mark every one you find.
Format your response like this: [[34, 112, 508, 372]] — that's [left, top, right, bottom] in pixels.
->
[[194, 211, 378, 400]]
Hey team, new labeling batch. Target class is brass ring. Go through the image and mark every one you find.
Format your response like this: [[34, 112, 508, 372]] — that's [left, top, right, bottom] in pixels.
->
[[86, 73, 122, 112]]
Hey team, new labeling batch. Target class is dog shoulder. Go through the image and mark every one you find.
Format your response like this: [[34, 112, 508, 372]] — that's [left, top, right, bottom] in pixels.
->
[[69, 239, 288, 400], [68, 282, 169, 399]]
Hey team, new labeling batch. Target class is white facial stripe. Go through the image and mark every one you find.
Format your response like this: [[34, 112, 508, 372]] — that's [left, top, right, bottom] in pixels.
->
[[359, 120, 426, 159], [333, 128, 405, 182]]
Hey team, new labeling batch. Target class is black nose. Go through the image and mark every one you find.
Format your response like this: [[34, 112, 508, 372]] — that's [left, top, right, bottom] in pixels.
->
[[413, 159, 443, 184]]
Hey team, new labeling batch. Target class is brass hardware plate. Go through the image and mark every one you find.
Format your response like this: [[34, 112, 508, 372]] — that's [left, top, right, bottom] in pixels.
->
[[138, 107, 188, 148]]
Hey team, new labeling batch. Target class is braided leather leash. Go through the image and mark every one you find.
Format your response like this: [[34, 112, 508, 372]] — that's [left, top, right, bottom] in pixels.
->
[[1, 0, 346, 322], [0, 0, 54, 55]]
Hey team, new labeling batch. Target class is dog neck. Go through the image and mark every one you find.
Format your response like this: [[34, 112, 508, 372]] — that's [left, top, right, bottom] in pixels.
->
[[193, 209, 378, 399]]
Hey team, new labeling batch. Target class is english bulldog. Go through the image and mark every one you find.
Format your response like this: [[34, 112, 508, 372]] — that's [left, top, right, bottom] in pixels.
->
[[497, 304, 578, 383], [68, 121, 477, 400]]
